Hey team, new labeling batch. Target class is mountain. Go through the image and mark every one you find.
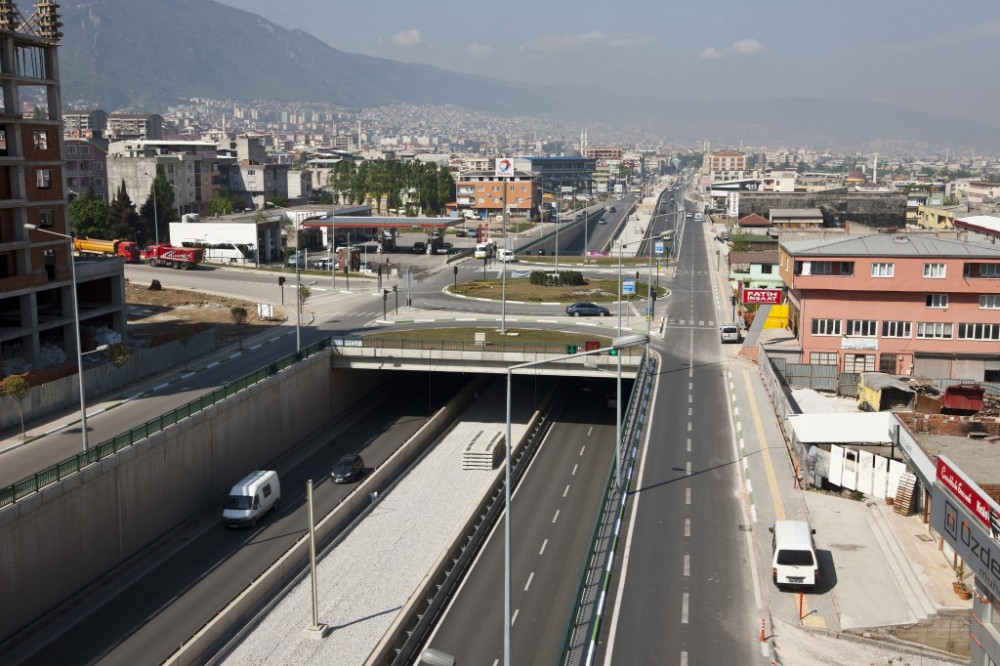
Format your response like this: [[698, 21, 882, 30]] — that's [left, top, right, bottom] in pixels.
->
[[57, 0, 1000, 150]]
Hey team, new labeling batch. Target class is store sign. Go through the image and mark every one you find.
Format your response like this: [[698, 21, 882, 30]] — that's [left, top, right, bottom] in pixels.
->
[[728, 192, 740, 218], [932, 484, 1000, 596], [937, 456, 996, 529], [495, 158, 513, 178], [741, 288, 783, 305]]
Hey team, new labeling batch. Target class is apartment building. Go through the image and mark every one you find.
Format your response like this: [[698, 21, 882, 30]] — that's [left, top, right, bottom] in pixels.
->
[[64, 138, 108, 201], [585, 146, 623, 161], [106, 139, 223, 216], [706, 151, 747, 181], [63, 109, 108, 136], [456, 169, 538, 219], [779, 234, 1000, 380], [1, 3, 126, 370], [106, 113, 163, 140]]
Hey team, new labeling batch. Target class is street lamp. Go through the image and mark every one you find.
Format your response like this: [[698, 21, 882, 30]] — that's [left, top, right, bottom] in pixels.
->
[[268, 201, 301, 351], [503, 333, 647, 666], [24, 224, 90, 451]]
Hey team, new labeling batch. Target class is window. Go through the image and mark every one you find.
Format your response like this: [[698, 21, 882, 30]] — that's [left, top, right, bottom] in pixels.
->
[[80, 146, 90, 156], [871, 262, 894, 277], [923, 263, 946, 278], [36, 169, 51, 188], [66, 145, 77, 155], [881, 321, 911, 338], [957, 323, 1000, 340], [981, 295, 1000, 309], [879, 354, 901, 374], [809, 352, 838, 365], [33, 129, 48, 150], [965, 262, 1000, 278], [916, 322, 953, 339], [844, 354, 875, 373], [760, 264, 774, 274], [38, 209, 53, 228], [925, 294, 949, 308], [846, 320, 877, 336], [810, 318, 841, 336]]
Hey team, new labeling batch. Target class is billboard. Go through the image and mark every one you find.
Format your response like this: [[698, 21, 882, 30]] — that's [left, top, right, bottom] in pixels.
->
[[937, 456, 999, 530], [728, 192, 740, 218], [741, 288, 783, 305], [495, 158, 513, 178]]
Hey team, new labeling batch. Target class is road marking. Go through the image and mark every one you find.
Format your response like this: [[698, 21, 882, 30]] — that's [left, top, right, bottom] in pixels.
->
[[154, 383, 169, 391], [684, 518, 691, 537], [687, 407, 693, 416], [688, 382, 693, 390], [539, 539, 548, 555], [552, 509, 560, 523], [684, 554, 690, 576], [511, 609, 519, 626], [686, 461, 691, 476], [571, 464, 578, 476], [524, 572, 535, 591], [680, 652, 688, 666], [587, 426, 593, 437], [206, 361, 220, 369], [743, 371, 786, 521], [687, 421, 691, 432], [563, 484, 570, 498], [579, 445, 586, 456], [685, 487, 691, 505], [681, 593, 689, 623], [688, 394, 692, 403], [686, 438, 692, 452]]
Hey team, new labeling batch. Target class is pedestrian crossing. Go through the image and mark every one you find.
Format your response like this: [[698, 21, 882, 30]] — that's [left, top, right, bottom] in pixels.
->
[[666, 318, 716, 328]]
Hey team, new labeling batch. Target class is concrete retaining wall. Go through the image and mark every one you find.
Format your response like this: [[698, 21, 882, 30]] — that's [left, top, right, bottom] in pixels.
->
[[0, 350, 386, 642]]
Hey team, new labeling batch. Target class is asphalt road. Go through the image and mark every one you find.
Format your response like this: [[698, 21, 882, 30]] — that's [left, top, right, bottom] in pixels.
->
[[596, 191, 762, 664], [422, 377, 621, 664], [8, 373, 467, 665]]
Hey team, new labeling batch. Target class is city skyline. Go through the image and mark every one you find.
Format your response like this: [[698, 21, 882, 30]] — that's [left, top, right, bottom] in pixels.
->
[[215, 0, 1000, 129]]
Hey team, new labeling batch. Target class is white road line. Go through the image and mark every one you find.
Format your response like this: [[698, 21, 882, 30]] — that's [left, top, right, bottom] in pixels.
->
[[687, 407, 693, 416], [686, 438, 692, 452], [206, 361, 220, 369], [539, 539, 548, 555], [154, 383, 169, 391], [680, 652, 688, 666], [685, 487, 691, 505], [563, 484, 570, 498], [511, 609, 519, 626], [552, 509, 560, 524], [688, 394, 692, 403], [524, 572, 535, 591], [684, 554, 690, 577], [685, 518, 691, 537], [688, 382, 693, 390], [687, 421, 691, 432], [681, 593, 689, 623], [579, 445, 586, 456], [686, 461, 691, 476], [571, 464, 578, 476], [181, 372, 196, 379], [586, 426, 593, 437]]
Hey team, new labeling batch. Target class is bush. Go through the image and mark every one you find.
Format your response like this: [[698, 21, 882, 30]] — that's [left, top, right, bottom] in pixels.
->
[[529, 270, 585, 287], [148, 279, 162, 291]]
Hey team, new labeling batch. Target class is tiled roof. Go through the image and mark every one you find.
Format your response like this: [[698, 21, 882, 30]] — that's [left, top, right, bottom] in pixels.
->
[[738, 213, 770, 227], [780, 234, 1000, 258]]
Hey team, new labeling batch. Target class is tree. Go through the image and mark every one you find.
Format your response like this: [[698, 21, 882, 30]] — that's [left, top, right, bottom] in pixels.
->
[[298, 285, 311, 309], [107, 342, 131, 397], [107, 180, 142, 242], [207, 192, 235, 217], [174, 324, 195, 370], [265, 193, 288, 208], [230, 307, 248, 350], [68, 185, 110, 238], [0, 374, 30, 439]]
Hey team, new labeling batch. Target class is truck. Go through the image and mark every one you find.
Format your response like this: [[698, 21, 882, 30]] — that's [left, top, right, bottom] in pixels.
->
[[141, 244, 204, 269], [73, 237, 141, 262]]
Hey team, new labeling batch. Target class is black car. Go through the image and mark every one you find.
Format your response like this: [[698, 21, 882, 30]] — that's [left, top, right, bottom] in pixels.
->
[[566, 302, 610, 317], [331, 454, 365, 483], [455, 229, 468, 238], [413, 242, 427, 254]]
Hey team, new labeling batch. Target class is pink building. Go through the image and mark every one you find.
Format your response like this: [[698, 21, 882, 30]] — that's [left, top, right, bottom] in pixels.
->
[[778, 234, 1000, 380]]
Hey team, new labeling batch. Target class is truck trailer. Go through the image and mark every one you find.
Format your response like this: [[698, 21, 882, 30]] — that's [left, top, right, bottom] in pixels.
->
[[72, 237, 141, 262], [141, 244, 204, 269]]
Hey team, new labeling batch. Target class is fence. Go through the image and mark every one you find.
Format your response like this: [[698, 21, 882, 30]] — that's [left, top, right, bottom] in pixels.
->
[[0, 336, 330, 508], [0, 329, 215, 431]]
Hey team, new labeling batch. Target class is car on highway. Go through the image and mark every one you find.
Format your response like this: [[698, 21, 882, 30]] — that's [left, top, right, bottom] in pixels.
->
[[566, 302, 610, 317], [720, 323, 742, 343], [497, 249, 517, 262], [331, 454, 365, 483], [609, 206, 617, 213], [599, 218, 607, 224], [413, 241, 426, 254]]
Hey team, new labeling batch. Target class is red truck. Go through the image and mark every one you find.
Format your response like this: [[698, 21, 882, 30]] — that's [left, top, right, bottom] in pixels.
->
[[73, 237, 141, 262], [141, 244, 204, 269]]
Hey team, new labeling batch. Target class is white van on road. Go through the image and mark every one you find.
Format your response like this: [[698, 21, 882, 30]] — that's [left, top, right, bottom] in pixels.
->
[[770, 520, 818, 588], [497, 249, 516, 262], [222, 470, 281, 528]]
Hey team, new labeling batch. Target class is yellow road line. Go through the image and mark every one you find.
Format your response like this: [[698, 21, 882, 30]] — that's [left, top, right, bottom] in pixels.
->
[[742, 370, 785, 521]]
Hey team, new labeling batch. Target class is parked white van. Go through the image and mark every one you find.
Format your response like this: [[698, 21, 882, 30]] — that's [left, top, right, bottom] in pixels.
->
[[497, 249, 516, 262], [222, 470, 281, 528], [770, 520, 818, 588]]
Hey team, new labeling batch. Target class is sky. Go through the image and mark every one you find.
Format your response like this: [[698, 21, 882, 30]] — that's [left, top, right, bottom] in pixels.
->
[[215, 0, 1000, 128]]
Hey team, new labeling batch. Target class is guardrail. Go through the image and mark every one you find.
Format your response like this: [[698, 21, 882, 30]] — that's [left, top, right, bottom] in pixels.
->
[[332, 336, 643, 356], [0, 337, 333, 509]]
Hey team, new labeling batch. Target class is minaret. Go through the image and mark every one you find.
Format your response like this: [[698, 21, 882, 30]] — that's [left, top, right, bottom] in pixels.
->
[[872, 153, 878, 185]]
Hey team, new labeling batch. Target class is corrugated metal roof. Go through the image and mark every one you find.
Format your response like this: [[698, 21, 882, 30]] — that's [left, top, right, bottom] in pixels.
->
[[771, 208, 824, 218], [780, 234, 1000, 258]]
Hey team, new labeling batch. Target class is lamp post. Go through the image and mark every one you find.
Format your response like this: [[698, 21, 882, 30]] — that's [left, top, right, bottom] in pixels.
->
[[501, 174, 508, 334], [269, 200, 301, 351], [24, 224, 90, 451], [503, 332, 648, 666]]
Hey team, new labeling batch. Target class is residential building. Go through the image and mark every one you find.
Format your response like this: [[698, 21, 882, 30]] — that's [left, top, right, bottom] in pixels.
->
[[63, 109, 107, 136], [456, 169, 537, 219], [106, 139, 224, 217], [706, 151, 747, 181], [1, 3, 126, 370], [779, 234, 1000, 379], [585, 146, 623, 161], [106, 113, 164, 140], [953, 215, 1000, 245], [513, 155, 595, 195], [728, 249, 782, 291], [64, 138, 108, 201], [916, 203, 964, 230], [966, 181, 1000, 206], [770, 208, 824, 229]]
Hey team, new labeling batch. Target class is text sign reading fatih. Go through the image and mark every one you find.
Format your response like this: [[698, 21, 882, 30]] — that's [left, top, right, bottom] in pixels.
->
[[655, 241, 665, 255], [622, 279, 636, 295], [741, 288, 783, 305]]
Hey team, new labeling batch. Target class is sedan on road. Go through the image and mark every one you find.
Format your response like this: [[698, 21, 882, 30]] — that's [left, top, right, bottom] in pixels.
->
[[331, 454, 365, 483], [566, 302, 610, 317]]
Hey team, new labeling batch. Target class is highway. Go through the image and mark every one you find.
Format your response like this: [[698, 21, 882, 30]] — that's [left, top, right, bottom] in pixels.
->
[[7, 372, 468, 665], [597, 187, 761, 663], [422, 377, 621, 664]]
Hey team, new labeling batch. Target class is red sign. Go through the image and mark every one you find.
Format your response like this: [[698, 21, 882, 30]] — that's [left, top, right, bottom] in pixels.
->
[[937, 457, 992, 528], [741, 288, 783, 305]]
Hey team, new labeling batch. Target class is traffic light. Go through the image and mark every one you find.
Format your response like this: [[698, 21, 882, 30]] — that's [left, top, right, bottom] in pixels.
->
[[278, 276, 286, 286], [584, 341, 600, 352], [652, 291, 657, 301]]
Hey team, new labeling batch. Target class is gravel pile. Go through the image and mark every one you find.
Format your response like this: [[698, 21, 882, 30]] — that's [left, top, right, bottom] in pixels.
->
[[222, 395, 531, 665]]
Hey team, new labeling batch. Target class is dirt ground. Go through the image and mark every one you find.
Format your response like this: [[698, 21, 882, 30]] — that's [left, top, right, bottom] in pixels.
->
[[125, 280, 287, 348]]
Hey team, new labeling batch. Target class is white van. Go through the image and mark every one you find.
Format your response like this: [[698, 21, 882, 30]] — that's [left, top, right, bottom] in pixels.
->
[[497, 249, 516, 262], [222, 470, 281, 528], [770, 520, 818, 588], [473, 242, 494, 259], [720, 323, 741, 343]]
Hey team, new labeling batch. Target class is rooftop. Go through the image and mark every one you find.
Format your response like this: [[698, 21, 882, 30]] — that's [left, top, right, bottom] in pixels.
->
[[780, 233, 1000, 258]]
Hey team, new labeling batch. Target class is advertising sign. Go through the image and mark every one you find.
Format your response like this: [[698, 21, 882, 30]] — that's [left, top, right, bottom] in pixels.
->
[[495, 158, 513, 178], [728, 192, 740, 218], [741, 288, 783, 305], [931, 483, 1000, 597], [937, 456, 999, 530]]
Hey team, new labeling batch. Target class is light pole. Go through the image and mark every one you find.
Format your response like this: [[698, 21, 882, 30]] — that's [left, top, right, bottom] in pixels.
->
[[504, 333, 648, 666], [24, 224, 90, 451], [501, 174, 508, 334]]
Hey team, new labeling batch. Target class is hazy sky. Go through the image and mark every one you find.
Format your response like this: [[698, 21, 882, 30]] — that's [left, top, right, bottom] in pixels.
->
[[215, 0, 1000, 128]]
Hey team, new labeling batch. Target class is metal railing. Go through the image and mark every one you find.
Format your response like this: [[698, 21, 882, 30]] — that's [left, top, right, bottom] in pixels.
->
[[0, 338, 332, 508], [332, 336, 644, 356]]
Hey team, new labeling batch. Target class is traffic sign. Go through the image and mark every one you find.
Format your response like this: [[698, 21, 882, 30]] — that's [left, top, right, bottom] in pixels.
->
[[622, 279, 636, 295], [655, 241, 664, 255]]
